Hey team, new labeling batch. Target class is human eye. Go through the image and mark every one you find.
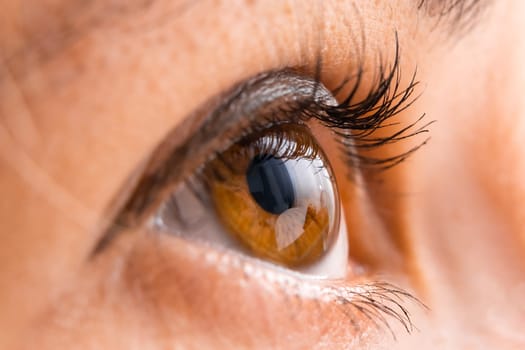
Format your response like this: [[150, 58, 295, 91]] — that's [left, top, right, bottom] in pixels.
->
[[152, 72, 348, 278], [92, 33, 428, 343]]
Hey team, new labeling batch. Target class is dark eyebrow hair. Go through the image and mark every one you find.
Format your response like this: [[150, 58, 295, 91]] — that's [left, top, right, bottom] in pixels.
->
[[417, 0, 488, 33]]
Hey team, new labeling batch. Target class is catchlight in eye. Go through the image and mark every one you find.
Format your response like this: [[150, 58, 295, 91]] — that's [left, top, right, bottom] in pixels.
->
[[204, 123, 341, 269], [153, 123, 348, 277]]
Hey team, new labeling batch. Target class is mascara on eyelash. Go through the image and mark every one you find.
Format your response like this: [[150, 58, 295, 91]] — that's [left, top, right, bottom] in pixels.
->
[[89, 34, 430, 342], [95, 37, 430, 254]]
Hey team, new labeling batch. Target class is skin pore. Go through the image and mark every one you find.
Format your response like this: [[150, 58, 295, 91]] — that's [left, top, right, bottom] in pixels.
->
[[1, 0, 525, 349]]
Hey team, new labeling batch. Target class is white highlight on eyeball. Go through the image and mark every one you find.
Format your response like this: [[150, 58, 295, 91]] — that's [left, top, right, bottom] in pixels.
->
[[275, 206, 308, 250], [298, 208, 348, 279]]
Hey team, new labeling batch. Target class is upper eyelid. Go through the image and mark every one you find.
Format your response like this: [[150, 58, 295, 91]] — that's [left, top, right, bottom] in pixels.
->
[[93, 70, 337, 254], [94, 39, 430, 255]]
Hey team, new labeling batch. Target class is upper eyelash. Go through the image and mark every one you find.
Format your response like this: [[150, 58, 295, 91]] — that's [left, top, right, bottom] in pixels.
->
[[304, 38, 432, 170], [210, 37, 430, 176], [205, 51, 428, 179], [90, 33, 430, 340], [203, 123, 322, 182], [95, 36, 430, 253], [169, 52, 429, 228]]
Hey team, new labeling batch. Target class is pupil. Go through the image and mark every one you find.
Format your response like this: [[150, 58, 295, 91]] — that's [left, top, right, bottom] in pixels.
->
[[246, 154, 295, 215]]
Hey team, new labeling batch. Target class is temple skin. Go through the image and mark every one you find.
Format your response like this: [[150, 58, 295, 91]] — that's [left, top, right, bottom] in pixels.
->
[[0, 0, 524, 349]]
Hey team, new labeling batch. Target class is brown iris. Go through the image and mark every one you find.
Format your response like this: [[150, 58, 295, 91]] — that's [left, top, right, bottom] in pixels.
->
[[203, 124, 339, 267]]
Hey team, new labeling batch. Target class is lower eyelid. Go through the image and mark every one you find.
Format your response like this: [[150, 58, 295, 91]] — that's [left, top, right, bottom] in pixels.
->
[[121, 228, 419, 348]]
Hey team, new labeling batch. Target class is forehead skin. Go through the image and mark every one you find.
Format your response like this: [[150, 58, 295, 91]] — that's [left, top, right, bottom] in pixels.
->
[[1, 0, 525, 349]]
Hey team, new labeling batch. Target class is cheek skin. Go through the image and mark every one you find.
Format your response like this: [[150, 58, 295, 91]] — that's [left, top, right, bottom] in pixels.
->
[[25, 232, 401, 350], [122, 235, 363, 349]]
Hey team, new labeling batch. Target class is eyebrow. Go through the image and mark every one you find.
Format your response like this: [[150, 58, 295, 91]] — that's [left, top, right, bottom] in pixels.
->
[[417, 0, 486, 32], [418, 0, 482, 15]]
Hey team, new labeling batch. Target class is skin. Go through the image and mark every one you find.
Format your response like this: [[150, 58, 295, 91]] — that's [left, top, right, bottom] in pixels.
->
[[1, 0, 524, 348]]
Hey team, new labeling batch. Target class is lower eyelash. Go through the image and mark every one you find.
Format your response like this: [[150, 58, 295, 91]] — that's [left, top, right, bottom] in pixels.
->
[[197, 243, 425, 339], [152, 195, 423, 336], [333, 283, 419, 338], [125, 230, 426, 346]]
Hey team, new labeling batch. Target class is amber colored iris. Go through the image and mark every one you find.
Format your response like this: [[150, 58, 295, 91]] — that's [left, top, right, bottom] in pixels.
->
[[203, 124, 338, 267]]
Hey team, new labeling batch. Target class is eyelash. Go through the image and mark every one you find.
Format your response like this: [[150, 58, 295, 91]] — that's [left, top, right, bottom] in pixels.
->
[[204, 44, 429, 184], [158, 50, 427, 334], [178, 239, 423, 338], [103, 38, 431, 241], [309, 43, 430, 170], [99, 36, 429, 338]]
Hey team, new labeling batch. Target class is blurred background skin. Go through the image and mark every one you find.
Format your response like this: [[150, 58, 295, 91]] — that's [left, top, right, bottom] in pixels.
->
[[0, 0, 524, 349]]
